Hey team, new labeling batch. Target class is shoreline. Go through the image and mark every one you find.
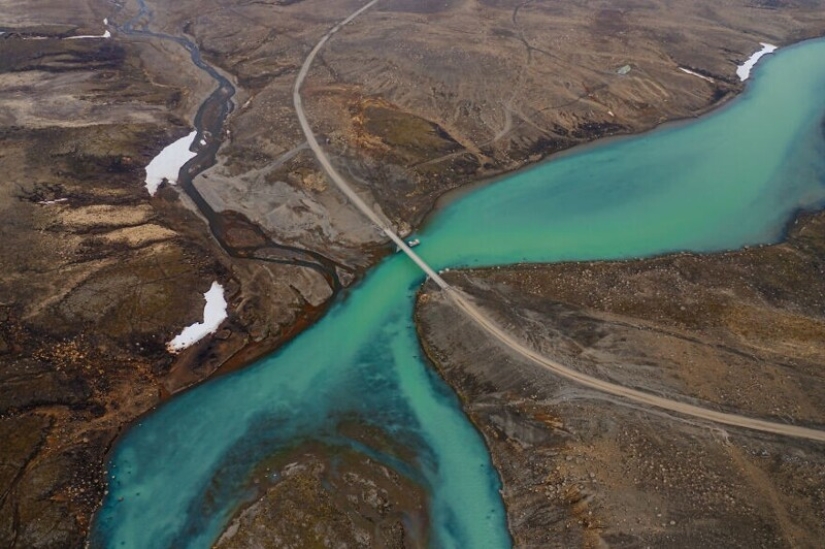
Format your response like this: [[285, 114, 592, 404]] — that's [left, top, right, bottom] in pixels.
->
[[419, 35, 825, 228], [416, 86, 740, 233]]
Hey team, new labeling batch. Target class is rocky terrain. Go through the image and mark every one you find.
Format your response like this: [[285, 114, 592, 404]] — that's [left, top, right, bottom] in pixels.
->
[[1, 0, 825, 546], [416, 210, 825, 547]]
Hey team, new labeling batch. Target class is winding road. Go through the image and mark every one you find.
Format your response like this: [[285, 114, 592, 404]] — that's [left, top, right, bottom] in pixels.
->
[[292, 1, 825, 443]]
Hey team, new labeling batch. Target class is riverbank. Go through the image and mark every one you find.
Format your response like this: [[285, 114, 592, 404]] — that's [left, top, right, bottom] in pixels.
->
[[415, 207, 825, 546]]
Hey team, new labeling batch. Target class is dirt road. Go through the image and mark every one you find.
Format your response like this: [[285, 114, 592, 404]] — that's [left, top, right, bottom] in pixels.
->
[[446, 288, 825, 442]]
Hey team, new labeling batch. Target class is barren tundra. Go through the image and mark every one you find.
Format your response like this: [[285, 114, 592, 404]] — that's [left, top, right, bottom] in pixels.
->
[[1, 0, 825, 546]]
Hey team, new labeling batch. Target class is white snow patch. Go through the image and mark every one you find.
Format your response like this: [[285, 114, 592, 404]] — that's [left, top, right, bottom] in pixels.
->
[[199, 138, 207, 146], [144, 130, 198, 196], [66, 29, 110, 40], [14, 20, 109, 40], [679, 67, 715, 83], [167, 282, 228, 353], [39, 198, 69, 205], [736, 43, 777, 81]]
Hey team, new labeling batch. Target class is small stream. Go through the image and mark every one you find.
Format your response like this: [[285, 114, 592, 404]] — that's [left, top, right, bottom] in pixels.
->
[[120, 0, 344, 290]]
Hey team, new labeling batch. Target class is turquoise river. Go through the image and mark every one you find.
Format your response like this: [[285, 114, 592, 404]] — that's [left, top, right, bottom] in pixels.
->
[[91, 38, 825, 548]]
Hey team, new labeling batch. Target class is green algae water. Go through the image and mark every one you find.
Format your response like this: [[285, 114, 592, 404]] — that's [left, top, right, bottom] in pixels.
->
[[91, 38, 825, 548]]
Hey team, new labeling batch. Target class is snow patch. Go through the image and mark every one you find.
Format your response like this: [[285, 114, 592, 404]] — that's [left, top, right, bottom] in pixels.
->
[[66, 29, 110, 40], [39, 198, 69, 205], [736, 43, 777, 81], [679, 67, 715, 83], [144, 130, 198, 196], [167, 282, 228, 353], [14, 19, 109, 40]]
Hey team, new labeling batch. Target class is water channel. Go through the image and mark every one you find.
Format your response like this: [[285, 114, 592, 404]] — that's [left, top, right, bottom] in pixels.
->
[[91, 37, 825, 548]]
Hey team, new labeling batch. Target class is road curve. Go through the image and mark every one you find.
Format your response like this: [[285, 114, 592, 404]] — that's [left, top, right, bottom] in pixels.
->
[[291, 1, 825, 443]]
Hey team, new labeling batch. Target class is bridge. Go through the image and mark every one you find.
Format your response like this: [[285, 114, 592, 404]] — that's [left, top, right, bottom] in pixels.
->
[[291, 0, 448, 290], [291, 0, 825, 443]]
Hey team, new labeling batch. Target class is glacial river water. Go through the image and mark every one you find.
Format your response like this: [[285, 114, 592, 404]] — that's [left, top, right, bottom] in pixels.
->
[[91, 38, 825, 548]]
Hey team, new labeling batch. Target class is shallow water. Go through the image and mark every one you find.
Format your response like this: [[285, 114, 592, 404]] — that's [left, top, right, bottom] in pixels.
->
[[91, 38, 825, 548]]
